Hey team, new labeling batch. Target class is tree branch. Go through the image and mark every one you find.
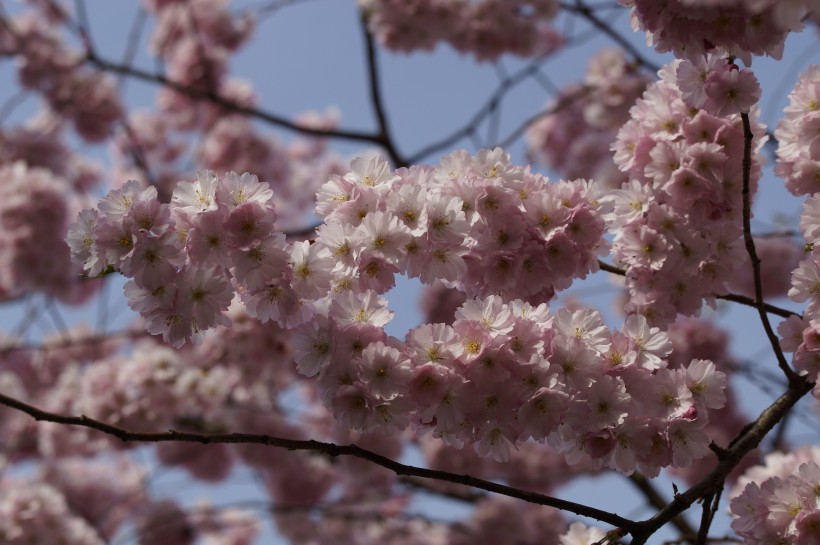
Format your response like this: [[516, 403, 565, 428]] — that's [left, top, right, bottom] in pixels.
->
[[561, 0, 661, 74], [739, 112, 798, 382], [628, 473, 696, 543], [628, 376, 814, 544], [82, 52, 393, 150], [0, 391, 641, 534], [359, 17, 404, 167], [596, 260, 801, 319], [495, 85, 592, 149]]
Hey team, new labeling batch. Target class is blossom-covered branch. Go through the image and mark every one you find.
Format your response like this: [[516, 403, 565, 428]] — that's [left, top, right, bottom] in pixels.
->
[[0, 389, 640, 533]]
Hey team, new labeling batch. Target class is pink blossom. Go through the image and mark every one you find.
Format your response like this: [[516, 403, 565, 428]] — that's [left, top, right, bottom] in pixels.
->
[[289, 240, 333, 299], [685, 358, 727, 410], [703, 65, 762, 116], [357, 341, 412, 398], [559, 522, 607, 545], [172, 170, 219, 214], [223, 201, 276, 249]]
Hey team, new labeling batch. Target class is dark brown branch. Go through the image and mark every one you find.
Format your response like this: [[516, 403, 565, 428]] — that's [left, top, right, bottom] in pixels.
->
[[82, 53, 393, 150], [399, 475, 486, 503], [695, 493, 714, 545], [0, 391, 640, 533], [596, 261, 801, 319], [716, 292, 800, 319], [562, 0, 661, 74], [360, 17, 404, 168], [628, 376, 814, 544], [628, 473, 696, 543], [695, 490, 723, 545], [119, 118, 159, 187], [739, 112, 798, 382]]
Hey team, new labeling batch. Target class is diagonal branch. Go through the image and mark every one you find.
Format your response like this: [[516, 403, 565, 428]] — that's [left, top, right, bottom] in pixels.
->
[[82, 52, 394, 151], [359, 17, 404, 167], [0, 390, 641, 533], [627, 473, 696, 543], [561, 0, 661, 74], [495, 85, 592, 149], [739, 112, 798, 382], [628, 375, 814, 544]]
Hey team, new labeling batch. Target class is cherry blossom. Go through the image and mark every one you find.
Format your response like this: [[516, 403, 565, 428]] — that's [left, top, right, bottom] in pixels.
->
[[4, 1, 820, 544]]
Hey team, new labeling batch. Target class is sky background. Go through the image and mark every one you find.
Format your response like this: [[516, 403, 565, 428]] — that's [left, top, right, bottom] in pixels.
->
[[2, 0, 820, 543]]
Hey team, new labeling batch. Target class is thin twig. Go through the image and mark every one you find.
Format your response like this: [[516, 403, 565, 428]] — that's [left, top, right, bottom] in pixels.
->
[[399, 475, 485, 503], [0, 328, 147, 356], [406, 57, 556, 164], [359, 17, 404, 167], [496, 85, 591, 149], [118, 8, 147, 92], [73, 0, 93, 50], [562, 0, 661, 73], [695, 493, 714, 545], [83, 52, 394, 150], [119, 118, 158, 187], [739, 112, 798, 382], [0, 90, 30, 125]]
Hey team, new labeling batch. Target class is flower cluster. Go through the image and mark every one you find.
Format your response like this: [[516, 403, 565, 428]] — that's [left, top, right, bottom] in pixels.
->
[[608, 60, 767, 326], [39, 458, 147, 541], [0, 162, 94, 303], [730, 446, 820, 545], [559, 522, 607, 545], [782, 194, 820, 393], [299, 293, 726, 470], [0, 482, 105, 545], [66, 172, 286, 346], [146, 0, 254, 92], [68, 150, 729, 471], [665, 317, 754, 485], [0, 112, 102, 193], [527, 48, 651, 189], [40, 341, 240, 457], [451, 497, 565, 545], [1, 14, 122, 141], [0, 464, 260, 545], [69, 150, 607, 345], [676, 56, 761, 117], [358, 0, 563, 61], [314, 149, 608, 303], [622, 0, 818, 61], [420, 436, 601, 495], [775, 65, 820, 196]]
